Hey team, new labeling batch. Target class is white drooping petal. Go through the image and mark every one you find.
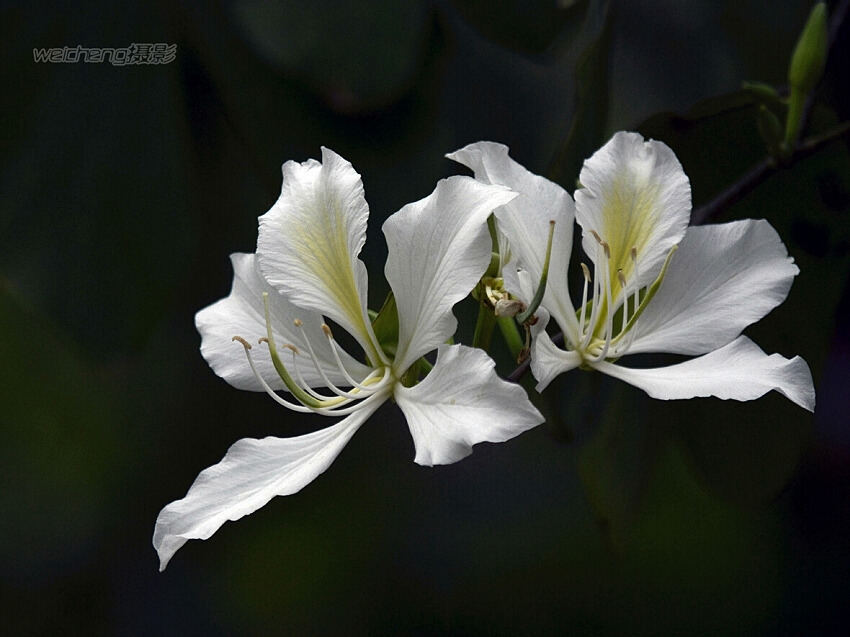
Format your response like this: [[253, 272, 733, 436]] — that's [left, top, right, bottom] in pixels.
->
[[195, 253, 372, 391], [394, 344, 544, 466], [153, 397, 383, 571], [383, 176, 517, 373], [628, 220, 800, 356], [257, 147, 382, 363], [447, 141, 579, 337], [592, 336, 815, 411], [575, 131, 691, 292], [528, 311, 583, 392]]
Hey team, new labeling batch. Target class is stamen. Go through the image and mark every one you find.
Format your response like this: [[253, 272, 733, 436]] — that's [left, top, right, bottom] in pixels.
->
[[611, 245, 677, 352], [232, 335, 252, 350], [581, 239, 608, 349], [593, 252, 615, 361], [618, 270, 630, 337], [631, 247, 640, 324], [287, 346, 350, 403], [292, 319, 381, 400], [320, 320, 394, 392], [233, 299, 394, 416], [253, 338, 389, 416], [232, 335, 313, 413], [260, 292, 331, 410], [578, 263, 591, 334]]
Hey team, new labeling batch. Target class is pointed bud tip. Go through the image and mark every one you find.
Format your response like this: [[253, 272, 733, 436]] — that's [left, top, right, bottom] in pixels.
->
[[789, 2, 828, 95]]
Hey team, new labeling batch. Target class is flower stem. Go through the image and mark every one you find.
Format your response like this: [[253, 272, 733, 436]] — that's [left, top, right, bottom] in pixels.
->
[[498, 316, 524, 360], [472, 300, 496, 351]]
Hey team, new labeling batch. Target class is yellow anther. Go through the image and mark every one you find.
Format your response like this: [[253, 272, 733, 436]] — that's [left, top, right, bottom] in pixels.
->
[[232, 335, 252, 349], [282, 344, 300, 355], [631, 247, 638, 262], [601, 241, 611, 259], [321, 324, 333, 338], [590, 229, 603, 244], [293, 319, 303, 327], [258, 337, 269, 345], [618, 269, 627, 288], [581, 262, 591, 282]]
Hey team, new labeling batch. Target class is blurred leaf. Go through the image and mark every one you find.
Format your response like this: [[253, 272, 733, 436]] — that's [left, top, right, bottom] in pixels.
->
[[577, 380, 659, 549], [0, 10, 191, 354], [228, 0, 430, 113], [548, 0, 612, 185], [449, 0, 592, 55], [0, 277, 121, 583], [638, 92, 763, 208]]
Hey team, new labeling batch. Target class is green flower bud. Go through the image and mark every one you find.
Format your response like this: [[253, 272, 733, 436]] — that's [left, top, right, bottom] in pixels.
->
[[785, 3, 828, 150], [789, 3, 828, 96]]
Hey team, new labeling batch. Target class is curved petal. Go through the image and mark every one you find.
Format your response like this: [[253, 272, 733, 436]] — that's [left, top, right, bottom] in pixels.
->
[[528, 311, 583, 392], [153, 398, 383, 571], [257, 147, 382, 363], [395, 344, 544, 466], [593, 336, 815, 411], [447, 141, 578, 336], [383, 176, 517, 373], [575, 131, 691, 295], [195, 253, 372, 392], [628, 220, 799, 355]]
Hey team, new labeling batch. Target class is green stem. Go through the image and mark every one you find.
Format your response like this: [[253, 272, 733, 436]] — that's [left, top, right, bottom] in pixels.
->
[[472, 301, 496, 351], [498, 316, 524, 360]]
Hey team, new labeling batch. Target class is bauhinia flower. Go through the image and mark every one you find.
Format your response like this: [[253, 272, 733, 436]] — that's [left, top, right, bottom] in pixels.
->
[[153, 148, 544, 570], [450, 133, 815, 411]]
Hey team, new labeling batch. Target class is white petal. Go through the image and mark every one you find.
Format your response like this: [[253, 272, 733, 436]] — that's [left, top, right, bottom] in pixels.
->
[[501, 264, 534, 305], [593, 336, 815, 411], [448, 141, 579, 336], [195, 253, 372, 392], [575, 131, 691, 294], [153, 398, 383, 571], [628, 220, 799, 355], [257, 148, 382, 362], [395, 344, 544, 466], [528, 311, 583, 392], [383, 176, 517, 373]]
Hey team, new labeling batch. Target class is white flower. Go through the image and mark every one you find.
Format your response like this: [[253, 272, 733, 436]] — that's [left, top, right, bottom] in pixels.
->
[[450, 133, 816, 411], [153, 148, 544, 570]]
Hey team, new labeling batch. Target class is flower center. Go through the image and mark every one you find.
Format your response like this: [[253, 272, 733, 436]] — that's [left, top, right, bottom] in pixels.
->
[[572, 232, 676, 364], [232, 292, 393, 416]]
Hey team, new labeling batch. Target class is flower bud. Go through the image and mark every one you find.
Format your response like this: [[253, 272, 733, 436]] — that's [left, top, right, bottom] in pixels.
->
[[788, 3, 828, 97]]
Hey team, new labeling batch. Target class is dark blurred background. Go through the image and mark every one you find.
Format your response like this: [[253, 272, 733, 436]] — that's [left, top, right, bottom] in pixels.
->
[[2, 1, 849, 635]]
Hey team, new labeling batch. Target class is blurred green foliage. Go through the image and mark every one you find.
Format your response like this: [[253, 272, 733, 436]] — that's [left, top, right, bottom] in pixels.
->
[[1, 0, 847, 635]]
